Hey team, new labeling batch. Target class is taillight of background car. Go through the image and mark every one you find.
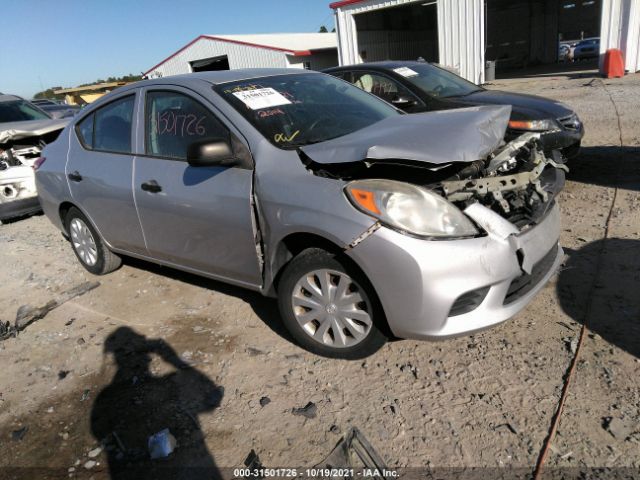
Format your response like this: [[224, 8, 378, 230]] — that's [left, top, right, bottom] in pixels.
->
[[33, 157, 46, 170]]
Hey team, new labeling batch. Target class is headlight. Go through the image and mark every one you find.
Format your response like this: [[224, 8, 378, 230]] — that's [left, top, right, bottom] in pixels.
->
[[344, 179, 478, 238], [508, 119, 557, 131]]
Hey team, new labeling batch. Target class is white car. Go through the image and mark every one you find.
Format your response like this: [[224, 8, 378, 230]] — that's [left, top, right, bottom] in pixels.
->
[[0, 94, 68, 221]]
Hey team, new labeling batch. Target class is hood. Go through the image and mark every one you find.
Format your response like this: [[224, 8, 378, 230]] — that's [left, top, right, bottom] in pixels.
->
[[300, 105, 511, 166], [451, 90, 574, 121], [0, 118, 69, 144]]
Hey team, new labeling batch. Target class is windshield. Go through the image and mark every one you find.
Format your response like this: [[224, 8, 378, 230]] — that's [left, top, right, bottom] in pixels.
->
[[395, 63, 482, 98], [0, 99, 50, 123], [216, 73, 399, 148]]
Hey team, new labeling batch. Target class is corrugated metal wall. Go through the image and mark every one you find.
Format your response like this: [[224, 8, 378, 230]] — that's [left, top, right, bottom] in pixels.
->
[[437, 0, 485, 84], [600, 0, 640, 73], [149, 37, 289, 77], [334, 0, 485, 84]]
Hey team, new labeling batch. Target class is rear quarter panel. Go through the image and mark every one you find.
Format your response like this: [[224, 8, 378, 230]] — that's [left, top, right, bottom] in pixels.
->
[[35, 125, 73, 231]]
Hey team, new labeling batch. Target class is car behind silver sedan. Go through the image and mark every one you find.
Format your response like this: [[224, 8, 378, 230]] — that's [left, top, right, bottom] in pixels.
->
[[36, 69, 564, 358]]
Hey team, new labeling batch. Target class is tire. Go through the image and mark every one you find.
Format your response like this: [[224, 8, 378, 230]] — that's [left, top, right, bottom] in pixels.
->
[[64, 207, 122, 275], [277, 248, 387, 359]]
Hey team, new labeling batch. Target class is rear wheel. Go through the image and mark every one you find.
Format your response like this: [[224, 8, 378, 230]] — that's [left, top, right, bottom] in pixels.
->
[[65, 207, 121, 275], [277, 248, 387, 359]]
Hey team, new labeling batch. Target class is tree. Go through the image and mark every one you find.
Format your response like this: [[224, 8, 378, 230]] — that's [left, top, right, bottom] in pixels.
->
[[319, 25, 328, 33], [33, 74, 144, 100]]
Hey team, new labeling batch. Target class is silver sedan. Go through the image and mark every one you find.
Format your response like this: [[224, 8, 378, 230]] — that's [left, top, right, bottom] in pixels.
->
[[35, 69, 564, 358]]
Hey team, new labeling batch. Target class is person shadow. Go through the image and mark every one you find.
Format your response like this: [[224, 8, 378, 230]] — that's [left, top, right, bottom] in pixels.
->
[[557, 238, 640, 359], [91, 327, 224, 480]]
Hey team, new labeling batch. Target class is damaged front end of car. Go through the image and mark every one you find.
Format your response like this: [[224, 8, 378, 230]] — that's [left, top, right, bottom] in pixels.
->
[[0, 121, 67, 221], [438, 132, 567, 230], [0, 129, 61, 221], [294, 105, 565, 339], [299, 105, 566, 235]]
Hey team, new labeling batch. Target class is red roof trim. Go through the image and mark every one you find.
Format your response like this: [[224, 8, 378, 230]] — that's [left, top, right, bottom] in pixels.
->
[[144, 35, 313, 76], [330, 0, 366, 9], [144, 35, 208, 76], [204, 35, 312, 56]]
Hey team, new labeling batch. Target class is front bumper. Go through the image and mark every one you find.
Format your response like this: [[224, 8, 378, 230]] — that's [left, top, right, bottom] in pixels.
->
[[0, 195, 41, 221], [506, 125, 584, 158], [347, 203, 562, 340]]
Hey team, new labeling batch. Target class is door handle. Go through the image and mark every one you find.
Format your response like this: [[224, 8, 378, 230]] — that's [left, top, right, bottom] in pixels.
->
[[141, 180, 162, 193], [67, 171, 82, 182]]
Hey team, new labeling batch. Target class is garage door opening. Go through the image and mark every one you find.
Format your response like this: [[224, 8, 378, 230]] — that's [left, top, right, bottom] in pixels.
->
[[353, 2, 438, 63], [190, 55, 230, 72], [486, 0, 602, 74]]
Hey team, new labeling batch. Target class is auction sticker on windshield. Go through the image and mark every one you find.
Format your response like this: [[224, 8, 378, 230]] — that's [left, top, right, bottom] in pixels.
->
[[393, 67, 419, 78], [232, 88, 292, 110]]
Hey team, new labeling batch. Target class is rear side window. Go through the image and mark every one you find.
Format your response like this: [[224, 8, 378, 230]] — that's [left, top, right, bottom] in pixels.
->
[[92, 96, 135, 154], [145, 91, 229, 160], [77, 114, 94, 149]]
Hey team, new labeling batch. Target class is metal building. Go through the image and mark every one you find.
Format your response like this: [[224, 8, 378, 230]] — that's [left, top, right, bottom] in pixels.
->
[[331, 0, 640, 84], [144, 33, 338, 79]]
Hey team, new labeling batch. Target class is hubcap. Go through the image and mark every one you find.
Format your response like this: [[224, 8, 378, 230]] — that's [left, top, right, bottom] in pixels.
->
[[70, 218, 98, 266], [291, 269, 373, 348]]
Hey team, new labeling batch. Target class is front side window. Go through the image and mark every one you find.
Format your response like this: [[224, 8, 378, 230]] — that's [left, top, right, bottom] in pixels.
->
[[0, 99, 50, 122], [146, 91, 229, 160], [93, 96, 134, 153], [351, 72, 417, 104], [216, 73, 398, 149]]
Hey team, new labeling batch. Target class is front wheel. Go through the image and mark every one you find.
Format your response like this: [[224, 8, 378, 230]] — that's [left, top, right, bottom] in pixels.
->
[[65, 207, 122, 275], [277, 248, 387, 359]]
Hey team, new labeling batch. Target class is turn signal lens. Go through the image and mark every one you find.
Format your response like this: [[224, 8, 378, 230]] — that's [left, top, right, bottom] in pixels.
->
[[508, 119, 555, 131], [349, 188, 381, 215]]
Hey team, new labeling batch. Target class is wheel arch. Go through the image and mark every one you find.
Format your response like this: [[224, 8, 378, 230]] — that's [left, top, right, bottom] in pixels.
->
[[58, 201, 76, 234], [266, 232, 390, 334]]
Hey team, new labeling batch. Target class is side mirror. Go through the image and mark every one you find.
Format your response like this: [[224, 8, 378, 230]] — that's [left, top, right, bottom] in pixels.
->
[[186, 138, 237, 167], [391, 95, 416, 109]]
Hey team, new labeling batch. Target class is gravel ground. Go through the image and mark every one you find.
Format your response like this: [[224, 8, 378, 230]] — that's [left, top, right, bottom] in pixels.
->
[[0, 70, 639, 480]]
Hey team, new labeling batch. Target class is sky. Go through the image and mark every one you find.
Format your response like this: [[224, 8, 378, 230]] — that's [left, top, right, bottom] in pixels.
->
[[0, 0, 336, 99]]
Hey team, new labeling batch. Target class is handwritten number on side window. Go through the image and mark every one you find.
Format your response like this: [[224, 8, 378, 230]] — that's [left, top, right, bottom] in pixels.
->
[[156, 111, 206, 137]]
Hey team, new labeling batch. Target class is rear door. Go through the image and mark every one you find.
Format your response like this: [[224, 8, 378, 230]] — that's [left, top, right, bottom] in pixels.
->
[[132, 87, 261, 287], [67, 92, 146, 254]]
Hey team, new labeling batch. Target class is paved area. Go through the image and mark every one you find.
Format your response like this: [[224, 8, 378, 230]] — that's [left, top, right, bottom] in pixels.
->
[[0, 72, 639, 479]]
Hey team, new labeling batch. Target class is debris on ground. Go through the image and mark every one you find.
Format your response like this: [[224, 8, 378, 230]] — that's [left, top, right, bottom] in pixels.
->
[[315, 428, 387, 477], [563, 336, 579, 355], [603, 417, 634, 441], [80, 389, 91, 402], [11, 426, 27, 441], [148, 428, 177, 459], [0, 281, 100, 340], [292, 401, 317, 419], [87, 447, 102, 458], [259, 396, 271, 407]]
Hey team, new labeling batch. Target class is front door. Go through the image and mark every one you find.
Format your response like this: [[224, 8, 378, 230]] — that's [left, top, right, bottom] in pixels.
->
[[133, 87, 261, 287]]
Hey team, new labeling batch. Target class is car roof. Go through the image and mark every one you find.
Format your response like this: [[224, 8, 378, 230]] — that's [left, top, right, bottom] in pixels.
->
[[0, 94, 23, 103], [136, 68, 318, 89], [325, 60, 430, 72], [79, 69, 324, 115]]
